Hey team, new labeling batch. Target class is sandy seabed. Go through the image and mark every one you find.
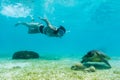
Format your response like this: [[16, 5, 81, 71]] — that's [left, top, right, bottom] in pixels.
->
[[0, 57, 120, 80]]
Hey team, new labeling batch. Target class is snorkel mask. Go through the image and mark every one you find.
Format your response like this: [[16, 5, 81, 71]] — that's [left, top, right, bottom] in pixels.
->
[[57, 26, 66, 37]]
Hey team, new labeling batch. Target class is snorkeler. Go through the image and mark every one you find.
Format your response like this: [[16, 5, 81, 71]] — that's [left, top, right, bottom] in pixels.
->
[[15, 16, 66, 38]]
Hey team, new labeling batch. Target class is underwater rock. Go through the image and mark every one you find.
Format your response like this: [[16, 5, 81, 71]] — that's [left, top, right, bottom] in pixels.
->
[[84, 66, 96, 72], [81, 50, 111, 68], [71, 62, 86, 70], [71, 62, 96, 72], [12, 51, 40, 59], [113, 70, 120, 74], [12, 66, 21, 69]]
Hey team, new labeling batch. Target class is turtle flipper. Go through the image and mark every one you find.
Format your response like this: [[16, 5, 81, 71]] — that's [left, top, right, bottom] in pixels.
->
[[81, 59, 88, 63], [102, 59, 111, 68], [81, 60, 85, 63]]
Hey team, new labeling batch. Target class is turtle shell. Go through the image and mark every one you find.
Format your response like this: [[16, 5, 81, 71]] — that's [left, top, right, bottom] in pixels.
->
[[82, 50, 110, 62]]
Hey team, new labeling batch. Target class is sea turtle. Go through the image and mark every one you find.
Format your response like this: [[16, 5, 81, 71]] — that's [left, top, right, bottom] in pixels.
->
[[81, 50, 111, 68]]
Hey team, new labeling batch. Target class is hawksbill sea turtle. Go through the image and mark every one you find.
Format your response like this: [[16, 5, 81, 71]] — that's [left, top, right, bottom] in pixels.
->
[[81, 50, 111, 68]]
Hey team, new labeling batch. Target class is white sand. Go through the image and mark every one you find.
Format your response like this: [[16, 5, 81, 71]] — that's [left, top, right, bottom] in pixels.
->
[[0, 58, 120, 80]]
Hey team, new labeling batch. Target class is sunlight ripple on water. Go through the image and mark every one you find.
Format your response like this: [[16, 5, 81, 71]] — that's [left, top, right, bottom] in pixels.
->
[[0, 0, 32, 18]]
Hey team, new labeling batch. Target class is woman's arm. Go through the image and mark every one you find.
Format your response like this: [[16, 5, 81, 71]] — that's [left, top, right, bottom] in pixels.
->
[[38, 17, 57, 30]]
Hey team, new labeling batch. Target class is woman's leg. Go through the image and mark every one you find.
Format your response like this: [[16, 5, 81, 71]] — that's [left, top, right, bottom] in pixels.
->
[[15, 22, 28, 27]]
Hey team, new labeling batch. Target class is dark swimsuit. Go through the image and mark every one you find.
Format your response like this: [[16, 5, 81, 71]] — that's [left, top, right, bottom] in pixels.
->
[[39, 26, 59, 36], [39, 25, 44, 33], [39, 26, 56, 35]]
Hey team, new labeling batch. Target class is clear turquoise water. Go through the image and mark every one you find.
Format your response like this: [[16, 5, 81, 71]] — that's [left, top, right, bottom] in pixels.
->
[[0, 0, 120, 58]]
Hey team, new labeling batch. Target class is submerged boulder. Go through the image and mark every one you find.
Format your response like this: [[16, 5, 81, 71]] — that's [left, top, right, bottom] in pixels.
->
[[71, 62, 96, 72], [84, 66, 96, 72], [12, 51, 40, 59], [71, 62, 86, 70]]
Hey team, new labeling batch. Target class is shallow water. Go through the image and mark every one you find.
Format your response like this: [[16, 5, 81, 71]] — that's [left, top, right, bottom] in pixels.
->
[[0, 0, 120, 57], [0, 0, 120, 79]]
